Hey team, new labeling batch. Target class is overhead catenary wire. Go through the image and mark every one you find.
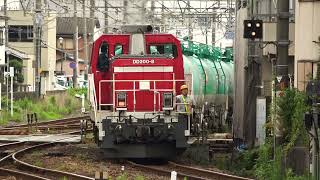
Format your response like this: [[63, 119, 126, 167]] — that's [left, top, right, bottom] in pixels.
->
[[7, 0, 235, 57]]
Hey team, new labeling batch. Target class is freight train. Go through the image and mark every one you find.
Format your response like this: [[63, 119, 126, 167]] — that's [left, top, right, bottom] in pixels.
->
[[88, 25, 233, 158]]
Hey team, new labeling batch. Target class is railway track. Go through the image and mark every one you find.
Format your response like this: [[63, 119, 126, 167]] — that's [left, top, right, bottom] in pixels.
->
[[0, 116, 252, 179], [5, 116, 91, 128], [0, 131, 94, 180], [12, 141, 94, 180], [0, 116, 94, 180], [0, 116, 91, 135], [128, 161, 253, 180], [0, 141, 48, 180]]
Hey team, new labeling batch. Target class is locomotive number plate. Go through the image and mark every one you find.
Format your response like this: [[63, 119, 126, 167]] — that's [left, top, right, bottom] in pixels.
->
[[132, 59, 155, 64]]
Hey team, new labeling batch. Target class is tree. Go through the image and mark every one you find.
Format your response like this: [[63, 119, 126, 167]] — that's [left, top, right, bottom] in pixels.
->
[[9, 59, 24, 83]]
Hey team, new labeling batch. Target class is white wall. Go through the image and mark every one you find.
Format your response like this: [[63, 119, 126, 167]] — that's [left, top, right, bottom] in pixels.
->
[[263, 22, 295, 56], [294, 1, 320, 90], [233, 7, 248, 140]]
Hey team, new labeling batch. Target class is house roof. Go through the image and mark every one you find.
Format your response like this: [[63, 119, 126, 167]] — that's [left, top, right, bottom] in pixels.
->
[[56, 50, 84, 63], [6, 47, 29, 59], [57, 17, 98, 35]]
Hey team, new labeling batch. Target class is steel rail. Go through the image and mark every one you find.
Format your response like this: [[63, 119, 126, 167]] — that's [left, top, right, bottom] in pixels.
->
[[0, 141, 47, 179], [1, 124, 92, 131], [127, 161, 202, 179], [0, 141, 27, 164], [0, 130, 93, 180], [168, 161, 254, 180], [10, 131, 93, 179], [12, 142, 94, 180], [4, 115, 91, 128], [128, 160, 254, 180], [0, 116, 92, 135], [0, 168, 50, 180]]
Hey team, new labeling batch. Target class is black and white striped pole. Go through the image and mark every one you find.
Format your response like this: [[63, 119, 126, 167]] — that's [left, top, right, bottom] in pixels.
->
[[9, 66, 13, 116], [3, 61, 13, 116]]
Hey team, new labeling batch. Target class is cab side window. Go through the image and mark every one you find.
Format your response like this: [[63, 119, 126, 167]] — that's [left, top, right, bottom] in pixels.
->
[[115, 44, 123, 56], [149, 44, 178, 58], [97, 42, 109, 72]]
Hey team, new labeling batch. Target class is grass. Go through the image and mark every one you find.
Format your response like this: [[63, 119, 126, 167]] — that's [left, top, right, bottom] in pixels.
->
[[0, 89, 88, 125], [33, 158, 44, 167]]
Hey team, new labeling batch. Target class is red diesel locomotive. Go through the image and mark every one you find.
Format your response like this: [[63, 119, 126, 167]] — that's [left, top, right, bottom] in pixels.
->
[[88, 25, 191, 158]]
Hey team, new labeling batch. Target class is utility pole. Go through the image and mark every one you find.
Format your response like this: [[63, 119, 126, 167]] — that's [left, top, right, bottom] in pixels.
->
[[242, 0, 261, 148], [104, 0, 108, 33], [4, 0, 9, 109], [205, 0, 208, 44], [89, 0, 95, 62], [205, 17, 208, 44], [73, 0, 78, 88], [123, 0, 128, 25], [83, 0, 88, 81], [275, 0, 289, 147], [187, 0, 192, 39], [161, 0, 165, 32], [35, 0, 42, 97], [211, 14, 215, 46], [275, 0, 289, 177], [150, 0, 155, 26]]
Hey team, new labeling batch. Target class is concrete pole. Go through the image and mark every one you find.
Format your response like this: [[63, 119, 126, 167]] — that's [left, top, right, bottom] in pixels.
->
[[73, 0, 78, 88], [89, 0, 95, 67], [4, 0, 8, 108], [211, 14, 215, 46], [161, 0, 165, 32], [187, 0, 192, 39], [205, 17, 208, 44], [35, 0, 42, 97], [83, 0, 89, 81], [275, 0, 289, 177], [151, 0, 155, 26], [123, 0, 128, 25], [205, 0, 208, 44], [104, 0, 108, 33], [275, 0, 289, 146]]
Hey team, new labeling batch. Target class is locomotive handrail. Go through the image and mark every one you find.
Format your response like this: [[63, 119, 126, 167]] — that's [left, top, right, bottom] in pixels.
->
[[88, 74, 97, 121], [98, 79, 188, 112], [99, 79, 186, 82]]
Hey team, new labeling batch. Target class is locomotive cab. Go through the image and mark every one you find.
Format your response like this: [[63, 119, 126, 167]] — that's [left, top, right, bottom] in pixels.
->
[[88, 25, 191, 158]]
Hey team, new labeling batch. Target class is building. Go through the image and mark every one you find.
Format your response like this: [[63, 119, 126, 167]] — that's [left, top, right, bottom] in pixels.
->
[[233, 0, 320, 150], [55, 17, 95, 80], [7, 10, 57, 92], [234, 0, 296, 146], [295, 1, 320, 91]]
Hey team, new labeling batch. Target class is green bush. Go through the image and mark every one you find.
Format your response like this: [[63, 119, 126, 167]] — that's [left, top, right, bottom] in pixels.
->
[[67, 87, 87, 97], [225, 89, 311, 179], [0, 92, 84, 125], [254, 89, 310, 179]]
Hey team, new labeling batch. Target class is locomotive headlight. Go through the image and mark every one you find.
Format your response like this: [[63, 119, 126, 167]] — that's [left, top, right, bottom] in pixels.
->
[[163, 93, 173, 110], [117, 93, 127, 108]]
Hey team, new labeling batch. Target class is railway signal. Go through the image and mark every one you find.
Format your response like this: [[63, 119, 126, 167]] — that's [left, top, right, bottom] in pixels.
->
[[243, 20, 263, 39]]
